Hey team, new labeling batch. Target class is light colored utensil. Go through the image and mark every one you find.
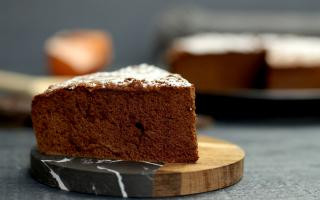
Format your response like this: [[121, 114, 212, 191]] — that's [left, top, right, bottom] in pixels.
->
[[0, 70, 68, 97]]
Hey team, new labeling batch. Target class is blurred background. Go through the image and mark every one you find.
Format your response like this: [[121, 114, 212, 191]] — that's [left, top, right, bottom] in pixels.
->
[[2, 0, 320, 125], [2, 2, 320, 199], [1, 0, 320, 74]]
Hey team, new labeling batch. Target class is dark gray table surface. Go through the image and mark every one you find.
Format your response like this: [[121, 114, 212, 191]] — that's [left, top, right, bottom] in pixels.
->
[[1, 120, 320, 200]]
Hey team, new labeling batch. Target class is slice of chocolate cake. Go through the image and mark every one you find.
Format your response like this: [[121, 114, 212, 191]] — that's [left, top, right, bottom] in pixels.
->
[[167, 33, 265, 93], [263, 34, 320, 89], [32, 64, 198, 163]]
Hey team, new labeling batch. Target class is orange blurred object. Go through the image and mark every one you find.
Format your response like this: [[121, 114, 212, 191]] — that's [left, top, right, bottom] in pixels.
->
[[45, 29, 113, 76]]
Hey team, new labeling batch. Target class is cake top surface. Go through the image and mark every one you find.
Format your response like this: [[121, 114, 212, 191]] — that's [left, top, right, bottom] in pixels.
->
[[171, 33, 263, 55], [46, 64, 191, 93], [263, 34, 320, 68]]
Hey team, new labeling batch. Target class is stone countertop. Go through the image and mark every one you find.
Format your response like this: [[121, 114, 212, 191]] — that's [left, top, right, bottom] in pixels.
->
[[1, 120, 320, 200]]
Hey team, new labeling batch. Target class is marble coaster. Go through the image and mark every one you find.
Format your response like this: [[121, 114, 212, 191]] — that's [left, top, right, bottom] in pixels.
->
[[30, 148, 162, 198]]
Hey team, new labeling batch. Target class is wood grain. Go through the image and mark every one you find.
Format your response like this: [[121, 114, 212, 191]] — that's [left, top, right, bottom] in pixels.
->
[[153, 135, 245, 197]]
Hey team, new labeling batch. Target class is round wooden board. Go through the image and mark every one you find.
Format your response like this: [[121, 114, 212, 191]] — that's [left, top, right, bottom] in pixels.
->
[[30, 135, 245, 198]]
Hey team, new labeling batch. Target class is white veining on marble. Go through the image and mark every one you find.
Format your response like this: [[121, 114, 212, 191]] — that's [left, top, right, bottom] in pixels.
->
[[53, 158, 73, 163], [96, 159, 122, 164], [97, 166, 128, 198], [140, 161, 163, 167], [41, 159, 70, 191], [81, 158, 95, 164], [91, 184, 97, 195], [81, 158, 122, 164], [80, 158, 162, 167], [141, 167, 155, 181]]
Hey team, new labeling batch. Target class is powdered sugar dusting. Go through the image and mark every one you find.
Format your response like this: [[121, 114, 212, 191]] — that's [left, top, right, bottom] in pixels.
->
[[46, 64, 191, 93], [171, 33, 263, 54], [263, 34, 320, 68]]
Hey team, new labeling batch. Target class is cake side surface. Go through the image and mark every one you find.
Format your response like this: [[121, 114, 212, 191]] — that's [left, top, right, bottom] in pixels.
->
[[262, 34, 320, 88], [263, 34, 320, 68], [32, 64, 198, 163], [167, 33, 265, 92], [170, 53, 266, 93], [266, 67, 320, 89]]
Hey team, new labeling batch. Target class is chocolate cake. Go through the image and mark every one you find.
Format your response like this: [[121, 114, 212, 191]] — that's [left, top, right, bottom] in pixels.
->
[[32, 64, 198, 163], [263, 35, 320, 89], [167, 33, 265, 93]]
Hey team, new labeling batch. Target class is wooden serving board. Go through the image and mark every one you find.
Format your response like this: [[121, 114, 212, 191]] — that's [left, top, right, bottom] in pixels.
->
[[30, 135, 245, 198]]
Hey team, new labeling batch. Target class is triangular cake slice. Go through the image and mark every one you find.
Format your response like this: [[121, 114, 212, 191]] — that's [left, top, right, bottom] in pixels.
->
[[32, 64, 198, 163]]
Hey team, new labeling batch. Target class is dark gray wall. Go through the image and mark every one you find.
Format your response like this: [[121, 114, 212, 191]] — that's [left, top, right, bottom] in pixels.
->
[[1, 0, 320, 75]]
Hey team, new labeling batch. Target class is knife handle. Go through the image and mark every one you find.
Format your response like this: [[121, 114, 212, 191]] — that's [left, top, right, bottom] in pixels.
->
[[0, 70, 34, 96], [0, 70, 69, 97]]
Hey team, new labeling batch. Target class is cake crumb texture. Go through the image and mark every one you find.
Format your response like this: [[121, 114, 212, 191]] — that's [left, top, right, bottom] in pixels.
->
[[32, 64, 198, 163]]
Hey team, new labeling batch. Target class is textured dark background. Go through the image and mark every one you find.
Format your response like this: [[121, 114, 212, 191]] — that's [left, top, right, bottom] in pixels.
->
[[1, 0, 320, 75]]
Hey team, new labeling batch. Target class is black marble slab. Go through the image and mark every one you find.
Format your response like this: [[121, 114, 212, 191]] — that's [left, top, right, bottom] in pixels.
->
[[30, 148, 162, 198]]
